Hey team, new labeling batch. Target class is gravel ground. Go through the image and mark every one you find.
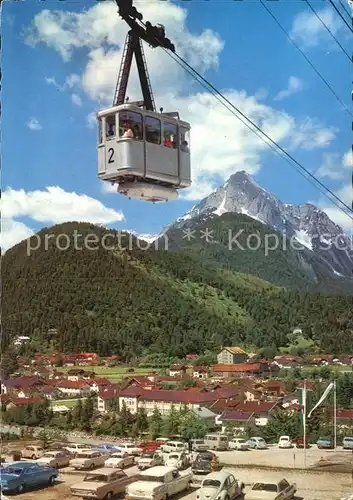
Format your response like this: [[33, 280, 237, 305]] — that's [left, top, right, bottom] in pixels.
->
[[9, 462, 353, 500], [5, 441, 353, 500]]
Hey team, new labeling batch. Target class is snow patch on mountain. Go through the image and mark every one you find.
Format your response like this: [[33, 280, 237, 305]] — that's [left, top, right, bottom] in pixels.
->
[[163, 170, 353, 279], [294, 230, 313, 251]]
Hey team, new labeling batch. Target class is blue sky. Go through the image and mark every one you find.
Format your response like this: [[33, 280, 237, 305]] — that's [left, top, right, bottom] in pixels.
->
[[2, 0, 352, 249]]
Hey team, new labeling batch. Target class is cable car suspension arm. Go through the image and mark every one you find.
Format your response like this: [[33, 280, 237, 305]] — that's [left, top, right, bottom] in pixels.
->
[[113, 30, 155, 111], [112, 0, 175, 111]]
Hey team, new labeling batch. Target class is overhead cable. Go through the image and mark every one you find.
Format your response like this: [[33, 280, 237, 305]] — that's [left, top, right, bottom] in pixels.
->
[[259, 0, 353, 119]]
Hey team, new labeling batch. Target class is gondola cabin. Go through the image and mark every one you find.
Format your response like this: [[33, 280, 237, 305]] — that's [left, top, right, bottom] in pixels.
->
[[97, 104, 191, 202]]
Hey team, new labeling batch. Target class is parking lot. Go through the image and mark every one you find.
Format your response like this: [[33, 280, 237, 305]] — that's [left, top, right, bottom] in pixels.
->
[[4, 448, 353, 500]]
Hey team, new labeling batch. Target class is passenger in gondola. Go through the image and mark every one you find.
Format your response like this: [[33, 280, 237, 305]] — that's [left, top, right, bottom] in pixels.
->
[[122, 121, 134, 138], [107, 124, 115, 137]]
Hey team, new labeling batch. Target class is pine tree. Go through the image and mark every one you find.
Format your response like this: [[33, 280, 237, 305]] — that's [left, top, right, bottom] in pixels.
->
[[72, 400, 83, 425], [119, 401, 133, 436], [81, 396, 95, 432], [149, 407, 163, 439], [135, 407, 149, 435], [166, 405, 179, 437]]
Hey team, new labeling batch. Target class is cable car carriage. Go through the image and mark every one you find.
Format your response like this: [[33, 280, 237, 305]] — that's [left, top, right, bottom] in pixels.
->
[[97, 104, 191, 202], [97, 17, 191, 202]]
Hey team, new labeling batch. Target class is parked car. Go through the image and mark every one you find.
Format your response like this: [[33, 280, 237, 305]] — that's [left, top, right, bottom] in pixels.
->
[[92, 444, 121, 455], [247, 437, 267, 449], [160, 441, 187, 453], [196, 471, 244, 500], [229, 438, 249, 451], [125, 465, 193, 500], [316, 437, 334, 449], [70, 467, 139, 499], [191, 439, 208, 452], [204, 434, 229, 451], [191, 452, 221, 474], [278, 436, 292, 449], [20, 445, 44, 460], [104, 452, 135, 469], [165, 451, 189, 470], [0, 462, 58, 495], [295, 437, 310, 448], [118, 442, 143, 456], [343, 437, 353, 450], [64, 443, 92, 457], [36, 450, 71, 468], [246, 478, 296, 499], [140, 441, 163, 453], [136, 451, 164, 470], [70, 450, 106, 470]]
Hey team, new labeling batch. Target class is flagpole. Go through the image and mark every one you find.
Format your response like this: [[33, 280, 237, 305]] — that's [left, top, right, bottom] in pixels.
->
[[334, 379, 337, 449], [303, 379, 307, 468]]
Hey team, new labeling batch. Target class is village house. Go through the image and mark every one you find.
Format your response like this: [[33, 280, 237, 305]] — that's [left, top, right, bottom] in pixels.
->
[[75, 353, 99, 366], [169, 365, 187, 377], [97, 386, 241, 415], [212, 363, 274, 379], [217, 347, 248, 365], [1, 377, 49, 397], [215, 410, 255, 433], [86, 378, 112, 393], [102, 356, 121, 367], [191, 406, 217, 427], [272, 356, 302, 369], [192, 366, 209, 379], [333, 409, 353, 427], [55, 380, 91, 398], [6, 397, 42, 410], [233, 401, 279, 426], [66, 369, 96, 381]]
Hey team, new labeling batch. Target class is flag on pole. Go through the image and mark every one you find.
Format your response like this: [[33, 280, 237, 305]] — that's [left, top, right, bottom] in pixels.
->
[[298, 385, 306, 433], [307, 381, 334, 418]]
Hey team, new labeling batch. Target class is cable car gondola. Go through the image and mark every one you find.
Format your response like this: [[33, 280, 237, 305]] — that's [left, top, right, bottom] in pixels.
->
[[97, 5, 191, 203]]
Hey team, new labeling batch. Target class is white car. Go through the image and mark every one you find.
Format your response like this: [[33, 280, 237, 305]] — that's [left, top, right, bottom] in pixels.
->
[[104, 452, 135, 469], [196, 471, 244, 500], [118, 442, 143, 456], [70, 450, 106, 470], [229, 438, 249, 451], [246, 479, 296, 499], [247, 437, 267, 449], [64, 443, 92, 457], [125, 466, 192, 500], [165, 452, 189, 470], [278, 436, 292, 448], [137, 451, 164, 470], [160, 441, 187, 454]]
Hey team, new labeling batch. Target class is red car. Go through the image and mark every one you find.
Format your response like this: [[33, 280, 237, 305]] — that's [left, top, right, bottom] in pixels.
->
[[140, 441, 162, 453], [295, 437, 310, 448]]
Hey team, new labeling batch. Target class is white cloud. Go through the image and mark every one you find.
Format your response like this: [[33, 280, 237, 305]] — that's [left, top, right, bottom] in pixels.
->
[[316, 149, 352, 180], [26, 117, 42, 131], [274, 76, 303, 101], [101, 181, 117, 194], [71, 93, 82, 106], [290, 6, 346, 48], [320, 183, 353, 232], [343, 149, 353, 168], [1, 186, 125, 251], [27, 1, 337, 201], [0, 218, 34, 251]]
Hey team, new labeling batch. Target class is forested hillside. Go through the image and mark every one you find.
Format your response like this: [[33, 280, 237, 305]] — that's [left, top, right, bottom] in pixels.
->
[[161, 213, 353, 294], [2, 222, 352, 358]]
